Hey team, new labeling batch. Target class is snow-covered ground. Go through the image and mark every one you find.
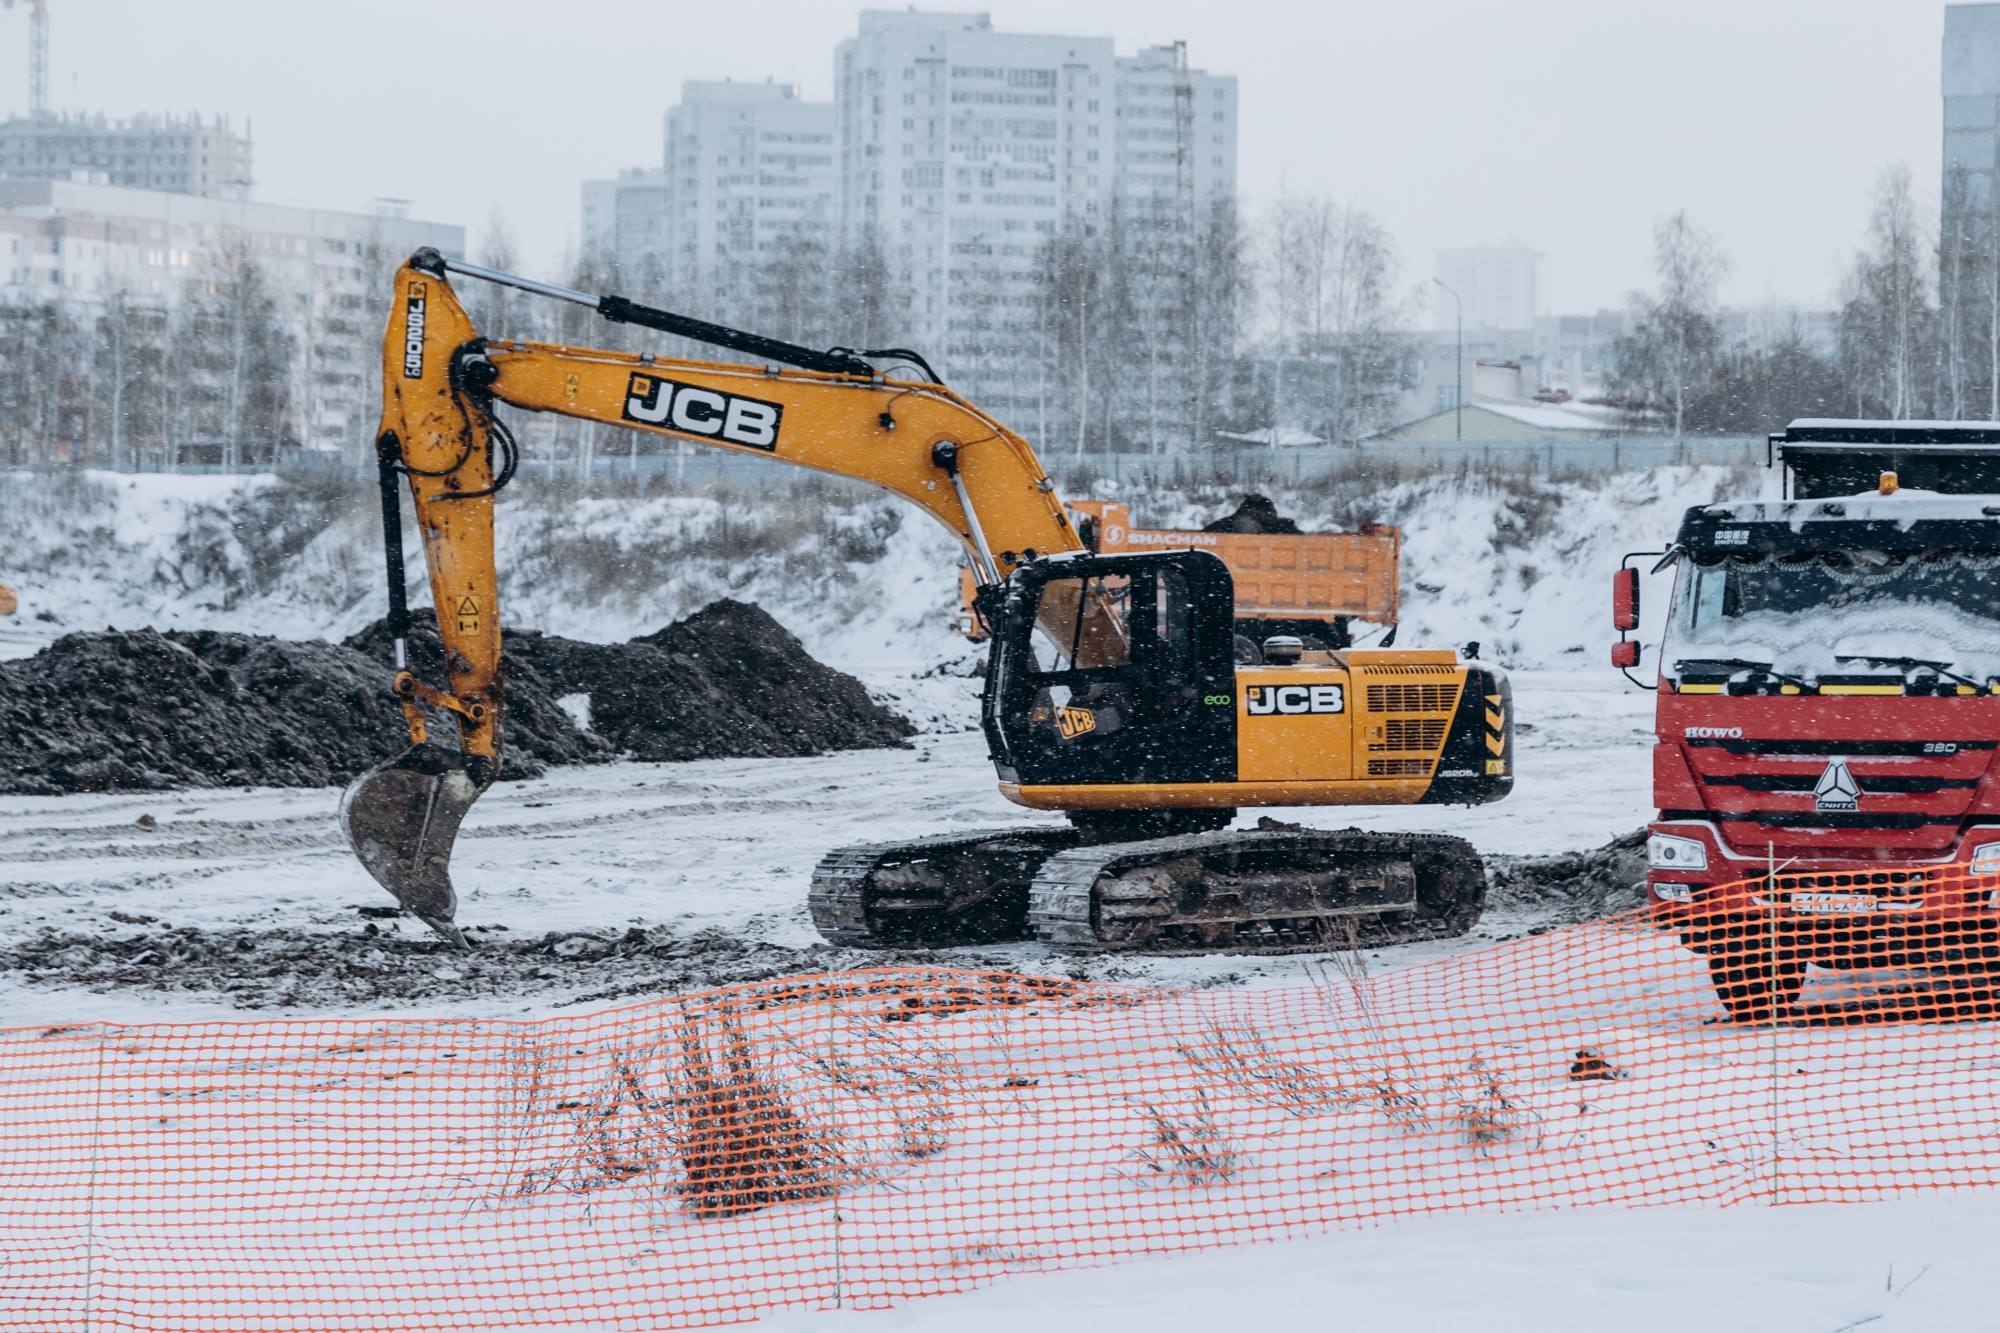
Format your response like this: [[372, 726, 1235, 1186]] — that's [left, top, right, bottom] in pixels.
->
[[7, 462, 1993, 1332], [760, 1192, 1999, 1333], [0, 667, 1654, 1028]]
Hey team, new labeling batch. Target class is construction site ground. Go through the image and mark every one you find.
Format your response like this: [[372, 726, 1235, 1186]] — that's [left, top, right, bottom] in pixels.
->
[[0, 667, 1653, 1027]]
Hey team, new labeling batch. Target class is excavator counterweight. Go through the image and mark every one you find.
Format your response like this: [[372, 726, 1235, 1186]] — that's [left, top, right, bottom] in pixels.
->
[[342, 249, 1511, 956]]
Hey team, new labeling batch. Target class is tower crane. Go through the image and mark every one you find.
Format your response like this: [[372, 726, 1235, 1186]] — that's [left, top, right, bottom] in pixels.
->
[[2, 0, 45, 117]]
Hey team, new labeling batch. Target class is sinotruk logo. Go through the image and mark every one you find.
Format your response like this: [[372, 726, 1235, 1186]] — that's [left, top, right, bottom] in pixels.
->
[[1814, 758, 1860, 813]]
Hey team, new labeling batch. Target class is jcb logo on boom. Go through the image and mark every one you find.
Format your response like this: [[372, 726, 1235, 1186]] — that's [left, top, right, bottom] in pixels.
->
[[622, 373, 783, 450], [1245, 684, 1344, 715], [402, 283, 427, 379]]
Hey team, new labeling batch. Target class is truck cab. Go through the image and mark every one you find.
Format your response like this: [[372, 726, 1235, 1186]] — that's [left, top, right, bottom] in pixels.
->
[[1618, 421, 2000, 1017]]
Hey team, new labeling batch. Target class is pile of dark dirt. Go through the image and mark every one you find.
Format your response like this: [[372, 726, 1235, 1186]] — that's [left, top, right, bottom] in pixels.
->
[[0, 601, 911, 795], [0, 625, 608, 795], [1203, 494, 1303, 535], [504, 599, 915, 762], [0, 917, 1014, 1012], [347, 599, 914, 764], [1484, 828, 1649, 925]]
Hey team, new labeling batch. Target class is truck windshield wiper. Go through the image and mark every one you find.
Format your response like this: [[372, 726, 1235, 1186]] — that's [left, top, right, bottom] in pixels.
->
[[1834, 654, 1991, 693], [1674, 658, 1815, 690]]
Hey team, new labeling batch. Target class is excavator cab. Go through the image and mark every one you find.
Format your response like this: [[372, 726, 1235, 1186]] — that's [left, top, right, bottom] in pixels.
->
[[984, 550, 1238, 799]]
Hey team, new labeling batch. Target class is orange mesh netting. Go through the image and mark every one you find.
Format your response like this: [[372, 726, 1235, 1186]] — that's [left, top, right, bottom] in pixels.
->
[[7, 871, 2000, 1329]]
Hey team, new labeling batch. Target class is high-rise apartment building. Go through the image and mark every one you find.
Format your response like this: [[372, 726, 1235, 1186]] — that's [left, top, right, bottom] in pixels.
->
[[0, 112, 253, 199], [665, 81, 837, 296], [1946, 5, 2000, 220], [1944, 4, 2000, 418], [830, 10, 1236, 414], [582, 167, 669, 282], [1113, 43, 1237, 219], [576, 12, 1238, 425], [836, 9, 1114, 398], [1433, 245, 1547, 332], [582, 82, 836, 299]]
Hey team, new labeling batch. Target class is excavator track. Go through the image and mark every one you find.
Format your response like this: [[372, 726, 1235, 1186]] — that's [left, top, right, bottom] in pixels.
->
[[1029, 828, 1485, 955], [809, 826, 1083, 948], [811, 825, 1484, 955]]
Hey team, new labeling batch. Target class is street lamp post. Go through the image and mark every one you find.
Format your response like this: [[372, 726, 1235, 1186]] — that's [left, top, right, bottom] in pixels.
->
[[1433, 277, 1462, 441]]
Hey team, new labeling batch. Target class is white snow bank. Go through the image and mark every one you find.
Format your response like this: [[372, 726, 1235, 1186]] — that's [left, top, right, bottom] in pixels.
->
[[1086, 463, 1772, 671], [760, 1191, 1998, 1333], [6, 920, 1996, 1328], [0, 464, 1767, 679]]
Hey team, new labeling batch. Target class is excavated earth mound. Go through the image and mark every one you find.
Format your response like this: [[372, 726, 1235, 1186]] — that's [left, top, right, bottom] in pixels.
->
[[348, 599, 915, 764], [0, 601, 911, 795], [1484, 827, 1649, 926], [0, 918, 959, 1012], [0, 832, 1657, 1013]]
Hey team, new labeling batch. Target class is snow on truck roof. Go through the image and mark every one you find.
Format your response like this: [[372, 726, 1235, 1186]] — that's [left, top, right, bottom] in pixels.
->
[[1681, 492, 2000, 552], [1779, 419, 2000, 444], [1703, 493, 2000, 523]]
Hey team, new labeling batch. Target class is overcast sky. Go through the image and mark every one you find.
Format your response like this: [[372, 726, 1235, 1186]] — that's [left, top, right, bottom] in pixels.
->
[[2, 0, 1955, 316]]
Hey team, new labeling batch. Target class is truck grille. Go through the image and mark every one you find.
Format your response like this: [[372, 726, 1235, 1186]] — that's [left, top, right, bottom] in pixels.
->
[[1368, 758, 1434, 777], [1685, 738, 1998, 757]]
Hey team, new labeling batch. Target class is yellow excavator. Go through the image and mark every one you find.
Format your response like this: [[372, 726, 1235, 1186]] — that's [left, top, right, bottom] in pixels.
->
[[341, 248, 1513, 955]]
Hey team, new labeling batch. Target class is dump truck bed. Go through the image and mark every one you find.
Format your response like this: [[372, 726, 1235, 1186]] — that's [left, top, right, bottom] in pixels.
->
[[956, 501, 1400, 638]]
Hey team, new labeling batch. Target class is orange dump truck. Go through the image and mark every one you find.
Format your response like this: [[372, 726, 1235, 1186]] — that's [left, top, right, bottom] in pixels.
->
[[958, 498, 1401, 647]]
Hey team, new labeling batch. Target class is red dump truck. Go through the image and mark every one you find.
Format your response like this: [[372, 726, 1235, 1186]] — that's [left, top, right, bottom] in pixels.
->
[[1617, 420, 2000, 1020], [959, 497, 1401, 648]]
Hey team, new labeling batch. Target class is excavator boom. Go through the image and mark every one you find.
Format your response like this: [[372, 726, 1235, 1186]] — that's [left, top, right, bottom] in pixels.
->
[[339, 250, 1082, 937]]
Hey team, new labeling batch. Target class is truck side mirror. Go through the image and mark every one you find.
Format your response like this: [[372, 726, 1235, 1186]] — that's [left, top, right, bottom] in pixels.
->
[[1611, 640, 1640, 668], [1612, 567, 1640, 631]]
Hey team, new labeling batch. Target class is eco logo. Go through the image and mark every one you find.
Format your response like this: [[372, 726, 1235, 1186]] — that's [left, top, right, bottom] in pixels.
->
[[1814, 757, 1860, 813], [1056, 705, 1096, 739]]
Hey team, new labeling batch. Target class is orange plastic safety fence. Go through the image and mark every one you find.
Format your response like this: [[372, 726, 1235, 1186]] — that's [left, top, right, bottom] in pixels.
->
[[6, 878, 2000, 1330]]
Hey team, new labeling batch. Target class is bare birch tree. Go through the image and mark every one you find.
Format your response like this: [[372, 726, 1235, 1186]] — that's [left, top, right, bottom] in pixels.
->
[[1612, 212, 1730, 443], [1839, 165, 1937, 420], [1258, 195, 1411, 445]]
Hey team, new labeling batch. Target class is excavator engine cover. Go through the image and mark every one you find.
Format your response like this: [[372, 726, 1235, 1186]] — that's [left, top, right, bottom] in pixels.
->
[[338, 741, 488, 947]]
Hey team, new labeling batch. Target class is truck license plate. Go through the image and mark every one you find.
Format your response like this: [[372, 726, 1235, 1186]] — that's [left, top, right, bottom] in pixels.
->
[[1789, 892, 1918, 914]]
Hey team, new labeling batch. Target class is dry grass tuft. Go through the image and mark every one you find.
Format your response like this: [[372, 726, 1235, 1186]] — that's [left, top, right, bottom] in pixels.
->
[[1121, 1091, 1245, 1188]]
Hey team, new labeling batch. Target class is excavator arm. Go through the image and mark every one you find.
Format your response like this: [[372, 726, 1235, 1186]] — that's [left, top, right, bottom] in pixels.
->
[[340, 249, 1083, 941]]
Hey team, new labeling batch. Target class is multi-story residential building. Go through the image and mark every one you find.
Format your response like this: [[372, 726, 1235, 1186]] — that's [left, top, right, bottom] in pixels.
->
[[1433, 245, 1547, 333], [0, 112, 252, 199], [582, 82, 836, 303], [0, 179, 462, 463], [576, 12, 1238, 433], [582, 167, 669, 283], [1946, 5, 2000, 226], [1113, 42, 1236, 221], [835, 9, 1115, 402], [1943, 4, 2000, 414], [664, 81, 837, 298]]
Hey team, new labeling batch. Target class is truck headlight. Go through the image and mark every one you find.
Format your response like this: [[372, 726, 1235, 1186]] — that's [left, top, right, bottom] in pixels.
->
[[1970, 841, 2000, 875], [1652, 882, 1697, 902], [1648, 833, 1708, 871]]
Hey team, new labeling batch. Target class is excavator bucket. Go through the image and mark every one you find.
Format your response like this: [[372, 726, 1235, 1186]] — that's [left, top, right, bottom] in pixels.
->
[[338, 741, 487, 948]]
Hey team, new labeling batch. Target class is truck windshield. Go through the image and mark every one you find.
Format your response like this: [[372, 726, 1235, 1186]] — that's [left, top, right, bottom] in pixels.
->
[[1667, 549, 2000, 680]]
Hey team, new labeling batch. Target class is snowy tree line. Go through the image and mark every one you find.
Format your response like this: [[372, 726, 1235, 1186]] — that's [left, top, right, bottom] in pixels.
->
[[1611, 164, 1992, 435], [562, 192, 1416, 456], [12, 158, 1990, 470], [0, 236, 394, 470]]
